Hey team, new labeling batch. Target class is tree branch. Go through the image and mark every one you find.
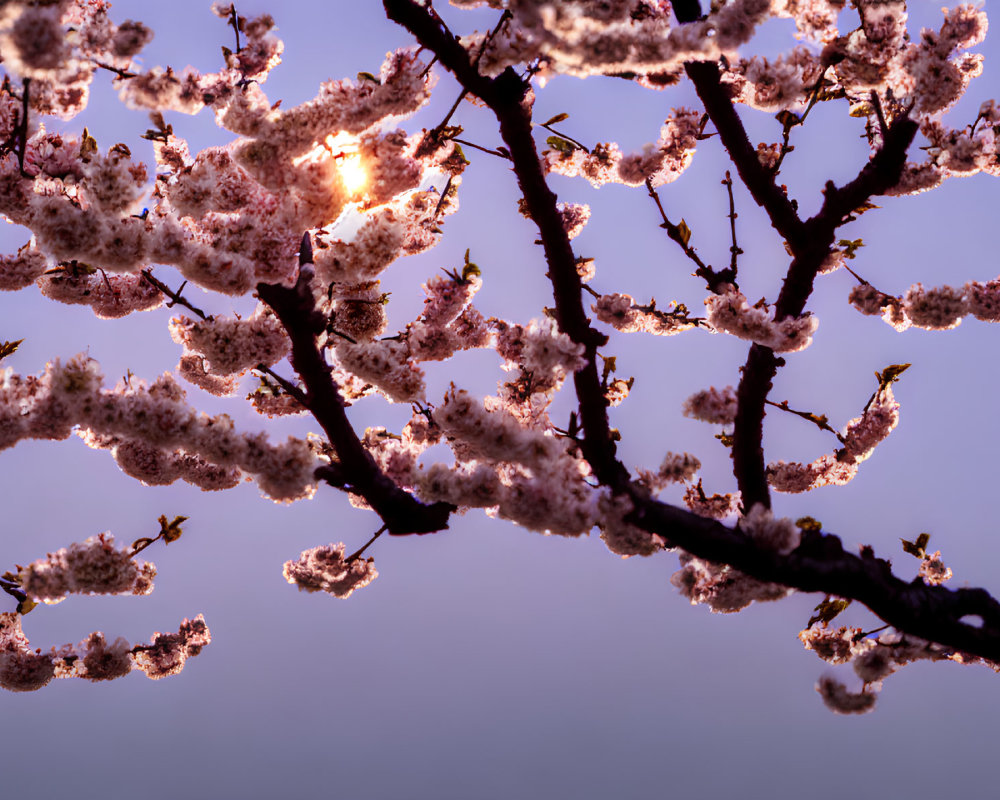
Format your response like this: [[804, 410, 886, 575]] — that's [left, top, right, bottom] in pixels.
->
[[378, 0, 1000, 670], [258, 234, 454, 535], [625, 487, 1000, 665], [384, 0, 629, 488]]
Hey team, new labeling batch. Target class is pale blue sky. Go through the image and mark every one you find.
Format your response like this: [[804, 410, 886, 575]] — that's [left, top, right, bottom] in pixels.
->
[[2, 2, 1000, 797]]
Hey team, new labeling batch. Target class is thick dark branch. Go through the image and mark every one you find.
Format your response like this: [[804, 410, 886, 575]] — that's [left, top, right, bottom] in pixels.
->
[[258, 236, 454, 535], [731, 115, 917, 509], [626, 488, 1000, 664], [380, 0, 1000, 667], [775, 114, 917, 319], [675, 5, 918, 510], [384, 0, 628, 488], [684, 61, 806, 248]]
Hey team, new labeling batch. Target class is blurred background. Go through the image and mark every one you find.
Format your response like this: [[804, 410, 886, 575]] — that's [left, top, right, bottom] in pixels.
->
[[2, 2, 999, 797]]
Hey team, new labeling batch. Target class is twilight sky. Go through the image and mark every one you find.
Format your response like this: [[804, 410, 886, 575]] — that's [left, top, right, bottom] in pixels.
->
[[2, 2, 1000, 797]]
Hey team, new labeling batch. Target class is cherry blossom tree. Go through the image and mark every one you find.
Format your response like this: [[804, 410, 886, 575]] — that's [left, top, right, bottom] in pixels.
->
[[0, 0, 998, 714]]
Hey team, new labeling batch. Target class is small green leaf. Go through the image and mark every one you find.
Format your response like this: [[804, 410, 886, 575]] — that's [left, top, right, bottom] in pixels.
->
[[0, 339, 23, 362], [16, 597, 37, 615], [676, 219, 692, 248], [542, 112, 570, 126], [876, 363, 911, 390], [837, 238, 865, 259], [545, 135, 576, 154], [808, 597, 851, 628], [357, 71, 379, 84], [451, 143, 470, 166]]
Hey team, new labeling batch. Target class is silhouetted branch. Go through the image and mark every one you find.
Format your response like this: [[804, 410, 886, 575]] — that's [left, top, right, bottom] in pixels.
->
[[258, 234, 454, 534]]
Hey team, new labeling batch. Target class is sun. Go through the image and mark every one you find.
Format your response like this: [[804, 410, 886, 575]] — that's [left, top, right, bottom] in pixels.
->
[[337, 152, 367, 194], [291, 132, 367, 196]]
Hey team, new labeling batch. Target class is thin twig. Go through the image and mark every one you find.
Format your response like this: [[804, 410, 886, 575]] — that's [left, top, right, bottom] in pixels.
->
[[722, 171, 741, 277], [765, 398, 846, 444], [451, 137, 511, 159], [92, 60, 137, 79], [770, 70, 829, 175], [141, 269, 212, 320], [645, 178, 708, 271], [346, 525, 388, 562], [537, 123, 589, 153]]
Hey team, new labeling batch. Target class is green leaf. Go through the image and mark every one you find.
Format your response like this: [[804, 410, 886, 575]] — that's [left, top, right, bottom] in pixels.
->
[[876, 363, 911, 391], [545, 135, 576, 154], [676, 219, 692, 248], [16, 597, 37, 615], [808, 597, 851, 628], [0, 339, 23, 362], [837, 238, 865, 259], [451, 143, 470, 166], [357, 71, 379, 84], [543, 112, 570, 126]]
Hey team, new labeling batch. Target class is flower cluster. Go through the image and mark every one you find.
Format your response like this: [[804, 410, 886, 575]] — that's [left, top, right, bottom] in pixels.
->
[[0, 356, 317, 502], [283, 543, 378, 599], [850, 279, 1000, 331], [169, 304, 290, 393], [739, 503, 800, 554], [682, 386, 738, 425], [767, 387, 899, 493], [0, 605, 209, 692], [593, 293, 697, 336], [705, 287, 818, 353], [19, 534, 155, 604], [671, 552, 791, 614], [544, 109, 701, 188]]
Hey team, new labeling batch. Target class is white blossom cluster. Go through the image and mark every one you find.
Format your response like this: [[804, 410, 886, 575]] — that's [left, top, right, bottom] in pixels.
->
[[767, 387, 899, 493], [802, 625, 993, 715], [544, 109, 701, 188], [170, 304, 290, 396], [850, 279, 1000, 332], [682, 385, 738, 425], [705, 286, 818, 353], [19, 533, 155, 604], [636, 451, 701, 495], [593, 292, 697, 336], [0, 606, 210, 692], [0, 356, 317, 502], [739, 503, 800, 554], [463, 0, 774, 80], [283, 543, 378, 599], [671, 551, 791, 613]]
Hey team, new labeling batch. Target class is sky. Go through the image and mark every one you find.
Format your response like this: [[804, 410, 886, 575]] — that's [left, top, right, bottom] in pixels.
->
[[2, 2, 1000, 798]]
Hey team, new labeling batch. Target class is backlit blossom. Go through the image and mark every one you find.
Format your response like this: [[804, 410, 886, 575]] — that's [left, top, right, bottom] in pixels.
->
[[283, 543, 378, 599]]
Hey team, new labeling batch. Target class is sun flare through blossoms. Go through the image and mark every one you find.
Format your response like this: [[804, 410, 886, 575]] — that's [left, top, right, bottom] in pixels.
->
[[0, 0, 998, 720]]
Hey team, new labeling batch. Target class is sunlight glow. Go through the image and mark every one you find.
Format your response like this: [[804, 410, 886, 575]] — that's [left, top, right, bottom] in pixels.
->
[[337, 153, 367, 194], [291, 132, 367, 195]]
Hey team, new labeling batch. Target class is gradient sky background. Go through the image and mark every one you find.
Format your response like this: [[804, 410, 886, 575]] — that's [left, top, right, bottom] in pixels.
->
[[2, 2, 1000, 797]]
